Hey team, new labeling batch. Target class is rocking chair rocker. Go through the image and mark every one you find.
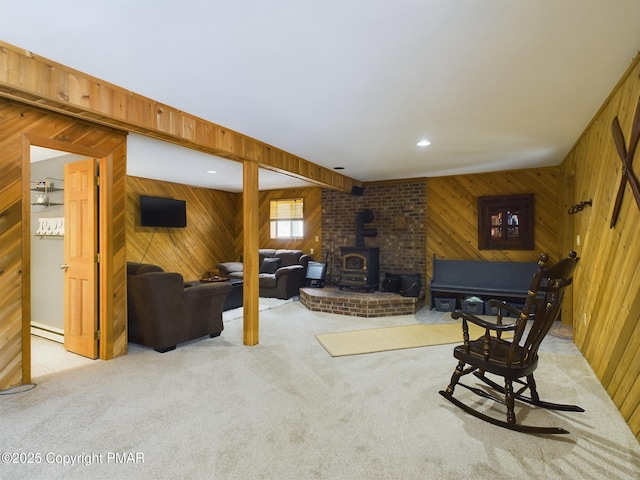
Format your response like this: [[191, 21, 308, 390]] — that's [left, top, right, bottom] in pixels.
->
[[439, 251, 582, 434]]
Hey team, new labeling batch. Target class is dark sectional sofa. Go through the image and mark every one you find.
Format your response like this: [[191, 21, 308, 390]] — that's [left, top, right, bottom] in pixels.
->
[[216, 249, 311, 300]]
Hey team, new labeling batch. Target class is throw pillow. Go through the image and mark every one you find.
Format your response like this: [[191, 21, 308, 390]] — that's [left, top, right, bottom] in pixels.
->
[[260, 257, 281, 274]]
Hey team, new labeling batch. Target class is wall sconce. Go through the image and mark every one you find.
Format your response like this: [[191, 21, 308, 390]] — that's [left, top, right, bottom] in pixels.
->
[[568, 200, 592, 215]]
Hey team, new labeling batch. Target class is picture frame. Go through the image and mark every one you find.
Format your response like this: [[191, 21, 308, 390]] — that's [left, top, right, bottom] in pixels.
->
[[477, 193, 534, 250]]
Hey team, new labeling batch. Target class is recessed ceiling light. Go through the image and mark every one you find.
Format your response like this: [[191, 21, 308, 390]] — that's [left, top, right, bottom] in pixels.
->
[[206, 170, 217, 174], [417, 140, 431, 147]]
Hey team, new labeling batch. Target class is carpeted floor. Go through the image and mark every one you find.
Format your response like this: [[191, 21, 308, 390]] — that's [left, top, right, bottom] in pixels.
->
[[222, 295, 297, 322], [4, 302, 639, 480], [31, 335, 96, 378]]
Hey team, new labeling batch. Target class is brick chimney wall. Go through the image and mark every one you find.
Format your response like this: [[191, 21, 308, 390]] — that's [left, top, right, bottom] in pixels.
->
[[321, 180, 426, 288]]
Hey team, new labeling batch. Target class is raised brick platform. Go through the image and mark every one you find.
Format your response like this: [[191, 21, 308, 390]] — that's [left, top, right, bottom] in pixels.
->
[[300, 286, 424, 318]]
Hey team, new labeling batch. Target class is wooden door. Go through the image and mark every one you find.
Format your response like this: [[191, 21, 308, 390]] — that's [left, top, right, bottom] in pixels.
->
[[63, 158, 98, 358]]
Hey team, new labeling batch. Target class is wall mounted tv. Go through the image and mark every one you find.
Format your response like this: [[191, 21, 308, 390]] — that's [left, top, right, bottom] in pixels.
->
[[140, 195, 187, 228]]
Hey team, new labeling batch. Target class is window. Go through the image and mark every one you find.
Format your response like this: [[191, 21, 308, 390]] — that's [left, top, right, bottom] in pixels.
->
[[270, 198, 304, 239]]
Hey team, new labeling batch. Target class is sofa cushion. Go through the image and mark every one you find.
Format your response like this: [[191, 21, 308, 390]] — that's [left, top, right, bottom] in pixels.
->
[[259, 249, 277, 265], [216, 262, 244, 276], [260, 257, 281, 274], [275, 249, 303, 268]]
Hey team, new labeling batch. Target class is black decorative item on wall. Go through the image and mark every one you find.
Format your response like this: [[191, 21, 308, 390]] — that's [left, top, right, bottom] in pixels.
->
[[351, 185, 364, 196], [568, 200, 592, 215], [610, 96, 640, 228]]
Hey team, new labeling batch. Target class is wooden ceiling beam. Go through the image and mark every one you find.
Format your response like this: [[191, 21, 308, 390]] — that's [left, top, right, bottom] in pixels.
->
[[0, 41, 358, 192]]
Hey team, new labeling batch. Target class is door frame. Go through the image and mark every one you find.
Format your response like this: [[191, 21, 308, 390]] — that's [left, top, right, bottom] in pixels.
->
[[22, 134, 121, 378]]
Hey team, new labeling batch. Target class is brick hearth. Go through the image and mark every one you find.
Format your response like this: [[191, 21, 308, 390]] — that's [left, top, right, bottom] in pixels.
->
[[300, 286, 424, 317]]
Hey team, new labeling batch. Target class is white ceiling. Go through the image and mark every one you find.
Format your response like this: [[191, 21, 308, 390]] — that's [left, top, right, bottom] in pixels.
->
[[7, 1, 640, 192]]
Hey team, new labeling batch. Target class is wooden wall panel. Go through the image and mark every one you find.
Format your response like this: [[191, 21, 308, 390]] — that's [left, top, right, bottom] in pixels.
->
[[561, 56, 640, 440], [0, 99, 126, 390], [100, 144, 128, 360], [126, 176, 239, 280], [231, 187, 323, 262], [0, 104, 24, 389], [258, 187, 323, 258], [426, 166, 562, 268]]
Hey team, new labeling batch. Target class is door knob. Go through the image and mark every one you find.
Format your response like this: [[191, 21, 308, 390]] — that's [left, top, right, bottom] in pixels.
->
[[59, 264, 69, 270]]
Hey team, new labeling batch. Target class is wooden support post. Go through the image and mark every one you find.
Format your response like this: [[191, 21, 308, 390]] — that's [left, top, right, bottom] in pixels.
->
[[243, 160, 260, 345]]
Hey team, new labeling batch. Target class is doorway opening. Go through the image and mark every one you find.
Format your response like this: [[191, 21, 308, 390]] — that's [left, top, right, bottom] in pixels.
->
[[29, 146, 98, 378]]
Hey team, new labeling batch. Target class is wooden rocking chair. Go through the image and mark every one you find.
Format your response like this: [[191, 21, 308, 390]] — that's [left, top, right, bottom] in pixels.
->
[[439, 251, 582, 434]]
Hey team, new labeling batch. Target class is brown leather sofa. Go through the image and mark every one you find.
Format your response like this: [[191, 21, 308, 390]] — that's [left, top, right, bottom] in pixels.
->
[[216, 249, 311, 300], [127, 262, 232, 352]]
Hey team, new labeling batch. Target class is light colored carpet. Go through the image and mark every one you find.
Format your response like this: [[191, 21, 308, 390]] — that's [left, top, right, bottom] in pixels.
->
[[31, 334, 96, 378], [222, 295, 296, 322], [2, 302, 639, 480]]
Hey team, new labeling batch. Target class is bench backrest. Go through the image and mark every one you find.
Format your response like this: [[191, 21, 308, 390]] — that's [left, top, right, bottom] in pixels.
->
[[431, 256, 538, 292]]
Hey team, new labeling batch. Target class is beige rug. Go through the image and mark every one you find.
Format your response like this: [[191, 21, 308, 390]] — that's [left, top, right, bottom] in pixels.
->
[[316, 322, 512, 357]]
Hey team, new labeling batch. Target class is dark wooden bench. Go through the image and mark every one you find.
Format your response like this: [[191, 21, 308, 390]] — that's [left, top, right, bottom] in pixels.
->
[[429, 254, 539, 310]]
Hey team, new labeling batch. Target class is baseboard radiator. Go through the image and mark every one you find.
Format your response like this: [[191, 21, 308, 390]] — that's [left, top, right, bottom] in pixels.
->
[[31, 322, 64, 344]]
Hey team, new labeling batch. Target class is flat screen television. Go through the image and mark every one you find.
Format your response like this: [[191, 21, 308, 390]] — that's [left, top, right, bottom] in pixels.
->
[[306, 261, 326, 288], [140, 195, 187, 228]]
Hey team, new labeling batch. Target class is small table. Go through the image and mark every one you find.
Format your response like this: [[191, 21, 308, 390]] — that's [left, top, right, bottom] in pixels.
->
[[222, 279, 243, 311]]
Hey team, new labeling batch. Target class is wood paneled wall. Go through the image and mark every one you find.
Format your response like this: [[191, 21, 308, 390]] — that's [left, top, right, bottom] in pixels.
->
[[561, 56, 640, 440], [126, 181, 322, 276], [0, 99, 127, 390], [259, 187, 323, 256], [126, 176, 239, 280], [231, 187, 323, 261], [426, 166, 562, 266]]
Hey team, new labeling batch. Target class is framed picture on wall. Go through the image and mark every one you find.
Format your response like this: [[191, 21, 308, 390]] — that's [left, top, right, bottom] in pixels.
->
[[477, 193, 534, 250]]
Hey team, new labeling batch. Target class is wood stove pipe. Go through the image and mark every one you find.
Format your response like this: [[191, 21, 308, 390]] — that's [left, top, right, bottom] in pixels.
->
[[355, 209, 377, 246]]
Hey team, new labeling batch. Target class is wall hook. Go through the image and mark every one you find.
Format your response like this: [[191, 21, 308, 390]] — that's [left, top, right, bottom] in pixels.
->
[[568, 200, 592, 215]]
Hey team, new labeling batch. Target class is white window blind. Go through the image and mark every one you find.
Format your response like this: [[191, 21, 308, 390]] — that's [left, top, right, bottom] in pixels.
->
[[270, 198, 304, 238]]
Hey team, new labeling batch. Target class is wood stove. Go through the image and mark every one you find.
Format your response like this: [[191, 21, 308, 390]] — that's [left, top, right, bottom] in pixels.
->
[[338, 246, 379, 292]]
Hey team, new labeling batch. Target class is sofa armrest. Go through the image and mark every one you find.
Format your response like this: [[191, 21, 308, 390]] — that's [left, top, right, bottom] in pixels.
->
[[274, 264, 304, 279], [216, 262, 244, 276], [183, 282, 233, 339], [299, 254, 312, 270], [183, 281, 232, 301], [127, 272, 186, 348], [183, 282, 232, 318]]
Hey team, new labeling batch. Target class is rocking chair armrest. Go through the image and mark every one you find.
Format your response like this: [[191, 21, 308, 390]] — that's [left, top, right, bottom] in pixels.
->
[[488, 299, 522, 317], [451, 309, 518, 332]]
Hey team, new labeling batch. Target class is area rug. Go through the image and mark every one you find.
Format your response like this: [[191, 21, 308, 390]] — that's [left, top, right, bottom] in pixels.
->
[[316, 322, 512, 357], [222, 296, 298, 322], [548, 323, 574, 339]]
